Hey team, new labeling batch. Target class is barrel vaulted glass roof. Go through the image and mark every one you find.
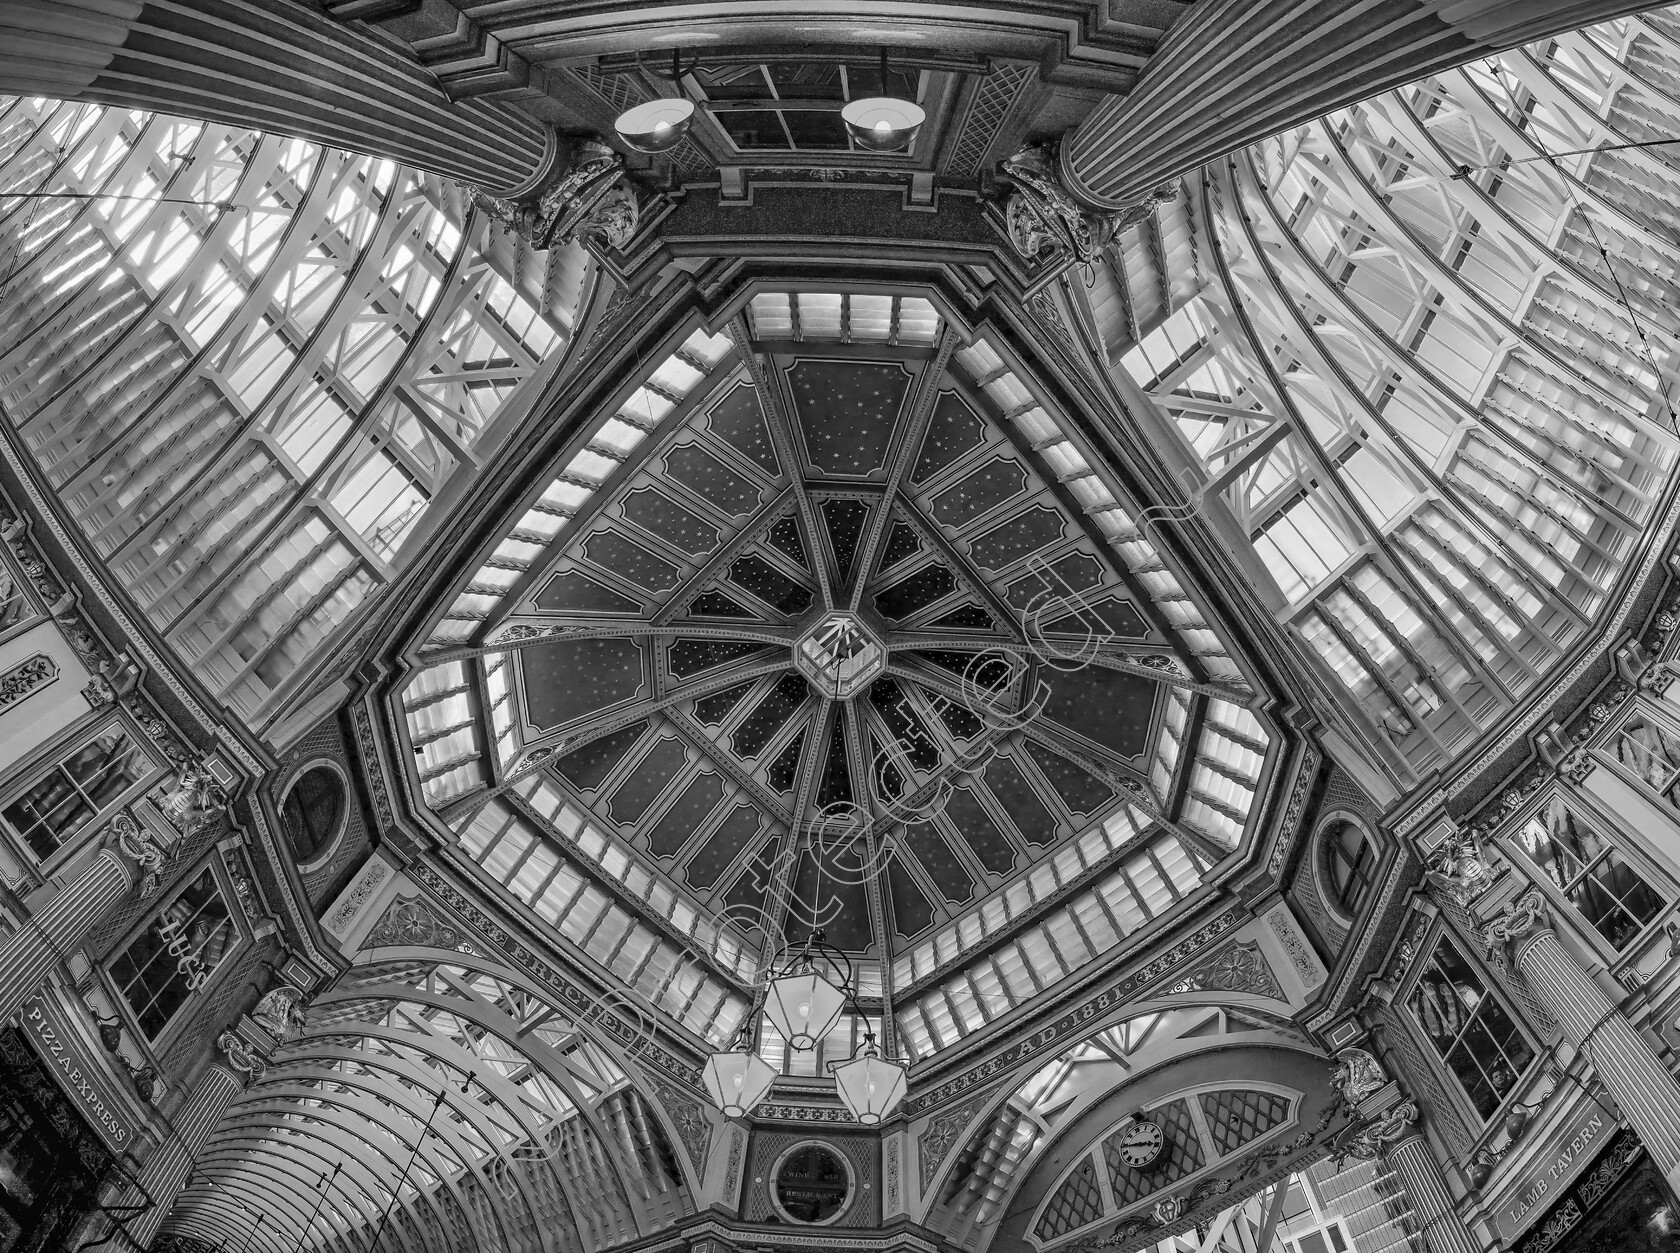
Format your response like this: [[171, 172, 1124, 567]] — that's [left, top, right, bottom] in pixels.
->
[[0, 95, 590, 733], [1089, 9, 1680, 788]]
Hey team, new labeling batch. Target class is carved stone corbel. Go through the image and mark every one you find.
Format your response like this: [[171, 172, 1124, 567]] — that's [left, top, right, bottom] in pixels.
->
[[469, 137, 639, 252], [250, 985, 308, 1040], [1423, 827, 1495, 904], [159, 758, 229, 835], [998, 141, 1176, 265], [1329, 1047, 1388, 1110]]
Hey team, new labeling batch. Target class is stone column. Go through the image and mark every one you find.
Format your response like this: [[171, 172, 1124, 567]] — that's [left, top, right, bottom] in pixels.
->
[[110, 1032, 262, 1248], [0, 815, 165, 1025], [1331, 1050, 1480, 1253], [1486, 889, 1680, 1194], [1057, 0, 1660, 211], [1388, 1128, 1480, 1253], [0, 0, 560, 198]]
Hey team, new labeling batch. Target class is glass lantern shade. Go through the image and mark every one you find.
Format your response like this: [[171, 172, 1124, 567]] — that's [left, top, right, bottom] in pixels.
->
[[840, 98, 925, 152], [615, 99, 696, 153], [833, 1052, 907, 1125], [702, 1049, 777, 1117], [764, 969, 847, 1051]]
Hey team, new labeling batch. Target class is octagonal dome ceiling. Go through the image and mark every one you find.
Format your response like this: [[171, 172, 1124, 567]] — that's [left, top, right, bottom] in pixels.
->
[[400, 287, 1276, 1061]]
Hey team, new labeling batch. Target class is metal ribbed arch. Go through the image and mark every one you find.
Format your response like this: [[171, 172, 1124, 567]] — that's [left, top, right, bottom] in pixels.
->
[[180, 1120, 417, 1253], [329, 985, 639, 1206], [175, 1073, 489, 1253], [253, 1048, 574, 1249], [336, 947, 702, 1200], [320, 993, 643, 1231], [228, 1082, 513, 1253], [926, 1002, 1322, 1243], [184, 1114, 419, 1253], [202, 1093, 480, 1253], [180, 1142, 379, 1253], [164, 947, 697, 1253]]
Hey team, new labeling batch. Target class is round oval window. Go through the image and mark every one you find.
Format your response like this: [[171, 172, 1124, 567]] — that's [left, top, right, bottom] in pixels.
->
[[281, 767, 344, 863], [774, 1144, 851, 1224]]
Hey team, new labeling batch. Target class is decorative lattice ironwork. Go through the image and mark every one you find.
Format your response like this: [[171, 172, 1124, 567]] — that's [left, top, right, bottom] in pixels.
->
[[1036, 1156, 1105, 1240], [1201, 1088, 1292, 1157]]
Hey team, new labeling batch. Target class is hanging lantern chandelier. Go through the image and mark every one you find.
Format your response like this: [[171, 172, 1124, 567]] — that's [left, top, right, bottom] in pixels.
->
[[702, 929, 908, 1124]]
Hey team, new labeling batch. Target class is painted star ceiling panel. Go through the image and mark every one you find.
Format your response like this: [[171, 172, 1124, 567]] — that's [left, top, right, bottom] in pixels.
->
[[403, 290, 1273, 1058]]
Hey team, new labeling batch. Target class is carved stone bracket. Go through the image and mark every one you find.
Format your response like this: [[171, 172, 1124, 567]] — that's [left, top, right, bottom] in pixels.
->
[[1329, 1047, 1387, 1110], [998, 141, 1176, 266], [1423, 827, 1495, 904], [250, 985, 308, 1041], [469, 137, 639, 252], [159, 759, 229, 836]]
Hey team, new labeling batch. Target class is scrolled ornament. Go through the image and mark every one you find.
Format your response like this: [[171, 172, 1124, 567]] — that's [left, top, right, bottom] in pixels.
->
[[110, 813, 169, 897], [1151, 1195, 1184, 1227], [998, 143, 1175, 268], [1329, 1047, 1387, 1109], [1481, 887, 1549, 958], [1328, 1100, 1418, 1166], [217, 1030, 266, 1082]]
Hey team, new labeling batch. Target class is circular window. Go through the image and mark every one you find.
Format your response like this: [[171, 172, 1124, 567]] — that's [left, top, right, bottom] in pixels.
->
[[772, 1142, 852, 1225], [1324, 818, 1380, 916], [281, 766, 345, 863]]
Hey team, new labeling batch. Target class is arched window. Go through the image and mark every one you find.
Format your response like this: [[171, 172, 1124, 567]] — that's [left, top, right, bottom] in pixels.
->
[[1323, 819, 1379, 916], [281, 767, 344, 863]]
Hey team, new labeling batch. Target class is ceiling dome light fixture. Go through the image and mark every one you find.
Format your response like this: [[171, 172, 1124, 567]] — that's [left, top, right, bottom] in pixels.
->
[[615, 98, 696, 154], [615, 50, 700, 153], [841, 48, 924, 153]]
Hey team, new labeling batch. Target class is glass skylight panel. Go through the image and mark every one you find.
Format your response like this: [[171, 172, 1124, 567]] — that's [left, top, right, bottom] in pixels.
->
[[891, 830, 1199, 1059]]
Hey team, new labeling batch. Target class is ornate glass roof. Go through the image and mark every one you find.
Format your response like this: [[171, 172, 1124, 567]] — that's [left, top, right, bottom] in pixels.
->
[[401, 288, 1277, 1063]]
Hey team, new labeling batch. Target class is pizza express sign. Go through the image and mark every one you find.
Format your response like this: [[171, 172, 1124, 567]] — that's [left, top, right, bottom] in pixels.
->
[[19, 995, 136, 1153]]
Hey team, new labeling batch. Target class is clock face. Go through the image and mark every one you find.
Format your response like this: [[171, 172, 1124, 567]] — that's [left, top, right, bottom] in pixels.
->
[[1117, 1120, 1165, 1168]]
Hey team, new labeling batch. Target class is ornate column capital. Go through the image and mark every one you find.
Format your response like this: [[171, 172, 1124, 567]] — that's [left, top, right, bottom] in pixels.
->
[[997, 141, 1176, 266], [108, 813, 170, 897], [1481, 887, 1551, 959], [1329, 1100, 1419, 1165], [469, 136, 639, 253], [217, 1029, 267, 1083]]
